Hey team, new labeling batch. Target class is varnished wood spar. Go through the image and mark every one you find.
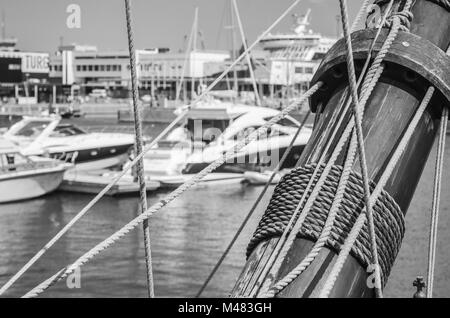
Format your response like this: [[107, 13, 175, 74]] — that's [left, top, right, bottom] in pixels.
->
[[232, 0, 450, 298]]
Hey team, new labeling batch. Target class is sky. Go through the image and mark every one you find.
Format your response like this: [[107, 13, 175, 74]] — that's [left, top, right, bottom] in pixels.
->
[[0, 0, 361, 53]]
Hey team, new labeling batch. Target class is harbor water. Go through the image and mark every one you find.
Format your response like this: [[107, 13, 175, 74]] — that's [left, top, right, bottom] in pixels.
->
[[0, 118, 450, 298]]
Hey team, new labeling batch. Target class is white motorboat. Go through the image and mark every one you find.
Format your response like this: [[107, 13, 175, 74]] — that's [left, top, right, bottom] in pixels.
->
[[0, 139, 72, 203], [3, 116, 135, 171], [143, 101, 312, 179]]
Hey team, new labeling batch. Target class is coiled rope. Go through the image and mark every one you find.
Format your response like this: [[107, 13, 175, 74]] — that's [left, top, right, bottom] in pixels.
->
[[0, 0, 303, 297], [22, 84, 322, 298], [426, 105, 448, 297], [249, 163, 404, 289], [124, 0, 154, 298], [260, 133, 358, 298]]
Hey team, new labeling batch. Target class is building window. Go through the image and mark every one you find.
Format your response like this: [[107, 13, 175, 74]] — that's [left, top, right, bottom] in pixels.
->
[[94, 65, 99, 71], [305, 67, 314, 74], [82, 65, 87, 71], [106, 65, 111, 71], [117, 65, 122, 71], [100, 65, 105, 71], [295, 67, 304, 74], [76, 65, 81, 71], [88, 65, 93, 71]]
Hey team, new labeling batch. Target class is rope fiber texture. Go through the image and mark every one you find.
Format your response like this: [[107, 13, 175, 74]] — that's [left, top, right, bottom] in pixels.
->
[[247, 163, 405, 288]]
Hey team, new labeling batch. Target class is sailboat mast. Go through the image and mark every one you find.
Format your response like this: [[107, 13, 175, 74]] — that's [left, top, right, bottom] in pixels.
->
[[191, 7, 199, 101], [1, 10, 5, 39], [232, 0, 261, 106], [229, 0, 238, 100]]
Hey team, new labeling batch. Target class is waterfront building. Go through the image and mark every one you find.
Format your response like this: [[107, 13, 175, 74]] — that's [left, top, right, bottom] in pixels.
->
[[49, 44, 230, 102]]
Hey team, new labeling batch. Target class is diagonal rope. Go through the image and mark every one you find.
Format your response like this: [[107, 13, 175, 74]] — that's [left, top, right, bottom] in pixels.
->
[[426, 106, 448, 298], [195, 111, 311, 298], [0, 0, 302, 297], [124, 0, 154, 298], [319, 86, 435, 298], [338, 0, 382, 298], [21, 84, 322, 299]]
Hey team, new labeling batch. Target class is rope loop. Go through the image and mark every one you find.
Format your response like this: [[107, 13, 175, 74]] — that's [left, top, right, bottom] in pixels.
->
[[247, 163, 405, 288], [384, 10, 413, 32]]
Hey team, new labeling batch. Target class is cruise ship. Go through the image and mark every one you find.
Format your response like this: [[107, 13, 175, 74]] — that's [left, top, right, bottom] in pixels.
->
[[259, 9, 336, 55]]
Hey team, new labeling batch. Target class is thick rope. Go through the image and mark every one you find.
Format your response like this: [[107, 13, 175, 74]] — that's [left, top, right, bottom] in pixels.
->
[[124, 0, 154, 298], [195, 111, 311, 298], [0, 0, 302, 297], [261, 133, 358, 298], [21, 83, 322, 299], [426, 106, 448, 297], [319, 86, 435, 298]]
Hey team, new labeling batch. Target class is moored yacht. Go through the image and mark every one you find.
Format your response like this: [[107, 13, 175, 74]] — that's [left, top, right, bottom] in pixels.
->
[[0, 139, 72, 203], [143, 101, 312, 178], [3, 116, 135, 171]]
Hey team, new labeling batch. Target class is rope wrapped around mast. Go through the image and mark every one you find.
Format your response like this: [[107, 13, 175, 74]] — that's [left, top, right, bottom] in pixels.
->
[[247, 163, 405, 288]]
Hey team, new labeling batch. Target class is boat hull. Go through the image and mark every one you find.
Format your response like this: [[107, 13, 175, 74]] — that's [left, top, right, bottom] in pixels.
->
[[49, 144, 132, 171], [0, 169, 65, 203]]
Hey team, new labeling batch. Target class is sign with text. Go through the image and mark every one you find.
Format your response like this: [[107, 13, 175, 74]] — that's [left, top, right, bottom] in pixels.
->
[[21, 53, 50, 74]]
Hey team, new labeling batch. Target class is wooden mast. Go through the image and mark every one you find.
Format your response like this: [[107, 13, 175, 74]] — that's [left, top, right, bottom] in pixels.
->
[[232, 0, 450, 298]]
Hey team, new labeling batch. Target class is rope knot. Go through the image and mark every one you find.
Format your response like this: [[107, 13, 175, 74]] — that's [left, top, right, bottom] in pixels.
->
[[384, 10, 413, 32]]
